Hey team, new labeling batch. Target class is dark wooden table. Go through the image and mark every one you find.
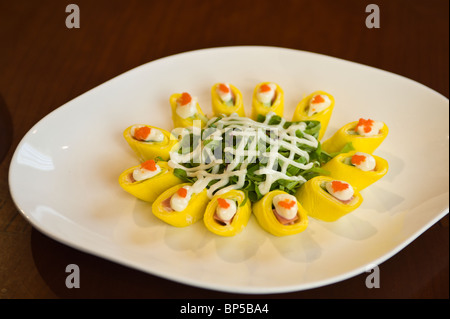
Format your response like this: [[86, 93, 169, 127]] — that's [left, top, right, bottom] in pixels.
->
[[0, 0, 448, 300]]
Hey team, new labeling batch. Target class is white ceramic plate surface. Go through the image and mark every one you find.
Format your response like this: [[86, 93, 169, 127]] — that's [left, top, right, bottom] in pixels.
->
[[9, 46, 449, 294]]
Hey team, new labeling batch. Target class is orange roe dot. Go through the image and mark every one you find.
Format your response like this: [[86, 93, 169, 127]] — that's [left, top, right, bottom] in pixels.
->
[[259, 84, 272, 93], [331, 180, 349, 192], [217, 198, 230, 209], [178, 92, 192, 106], [278, 199, 296, 209], [311, 95, 325, 104], [356, 118, 374, 133], [134, 126, 151, 141], [177, 187, 188, 198], [218, 83, 230, 93], [141, 159, 157, 171], [351, 154, 366, 166]]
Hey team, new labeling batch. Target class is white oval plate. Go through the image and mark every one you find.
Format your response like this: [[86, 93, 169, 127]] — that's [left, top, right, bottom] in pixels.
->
[[9, 46, 449, 294]]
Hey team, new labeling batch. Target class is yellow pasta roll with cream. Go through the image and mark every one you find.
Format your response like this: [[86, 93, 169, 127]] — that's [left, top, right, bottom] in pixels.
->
[[292, 90, 335, 140], [295, 176, 363, 222], [118, 160, 183, 203], [152, 183, 210, 227], [252, 190, 308, 237], [123, 124, 178, 162], [203, 190, 251, 237], [251, 82, 284, 120], [170, 92, 208, 129], [321, 118, 388, 154], [321, 151, 388, 191], [211, 83, 246, 117]]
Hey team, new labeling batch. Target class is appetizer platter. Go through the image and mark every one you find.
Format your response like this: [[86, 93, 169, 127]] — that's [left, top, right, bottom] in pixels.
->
[[118, 85, 389, 236], [8, 47, 449, 293]]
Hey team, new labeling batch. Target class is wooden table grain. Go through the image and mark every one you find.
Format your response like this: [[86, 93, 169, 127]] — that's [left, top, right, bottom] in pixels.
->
[[0, 0, 448, 300]]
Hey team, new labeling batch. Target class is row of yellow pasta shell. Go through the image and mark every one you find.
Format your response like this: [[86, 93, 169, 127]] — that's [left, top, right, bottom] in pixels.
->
[[171, 82, 334, 141], [118, 151, 388, 236], [119, 164, 308, 237]]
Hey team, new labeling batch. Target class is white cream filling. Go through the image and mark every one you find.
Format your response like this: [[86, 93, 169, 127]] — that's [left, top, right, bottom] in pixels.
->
[[215, 198, 237, 222], [356, 121, 384, 137], [256, 83, 277, 105], [216, 83, 233, 103], [131, 125, 164, 142], [307, 94, 332, 116], [325, 181, 354, 201], [176, 97, 198, 119], [132, 164, 161, 181], [170, 186, 192, 212], [273, 194, 298, 219], [351, 152, 376, 171]]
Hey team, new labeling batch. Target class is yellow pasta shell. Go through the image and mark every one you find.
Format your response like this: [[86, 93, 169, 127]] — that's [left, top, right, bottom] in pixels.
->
[[123, 125, 178, 162], [252, 190, 308, 237], [251, 82, 284, 120], [321, 121, 389, 154], [118, 161, 183, 203], [170, 93, 207, 129], [211, 83, 246, 117], [152, 183, 210, 227], [203, 190, 251, 237], [295, 176, 363, 222], [292, 90, 335, 140], [321, 151, 388, 191]]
